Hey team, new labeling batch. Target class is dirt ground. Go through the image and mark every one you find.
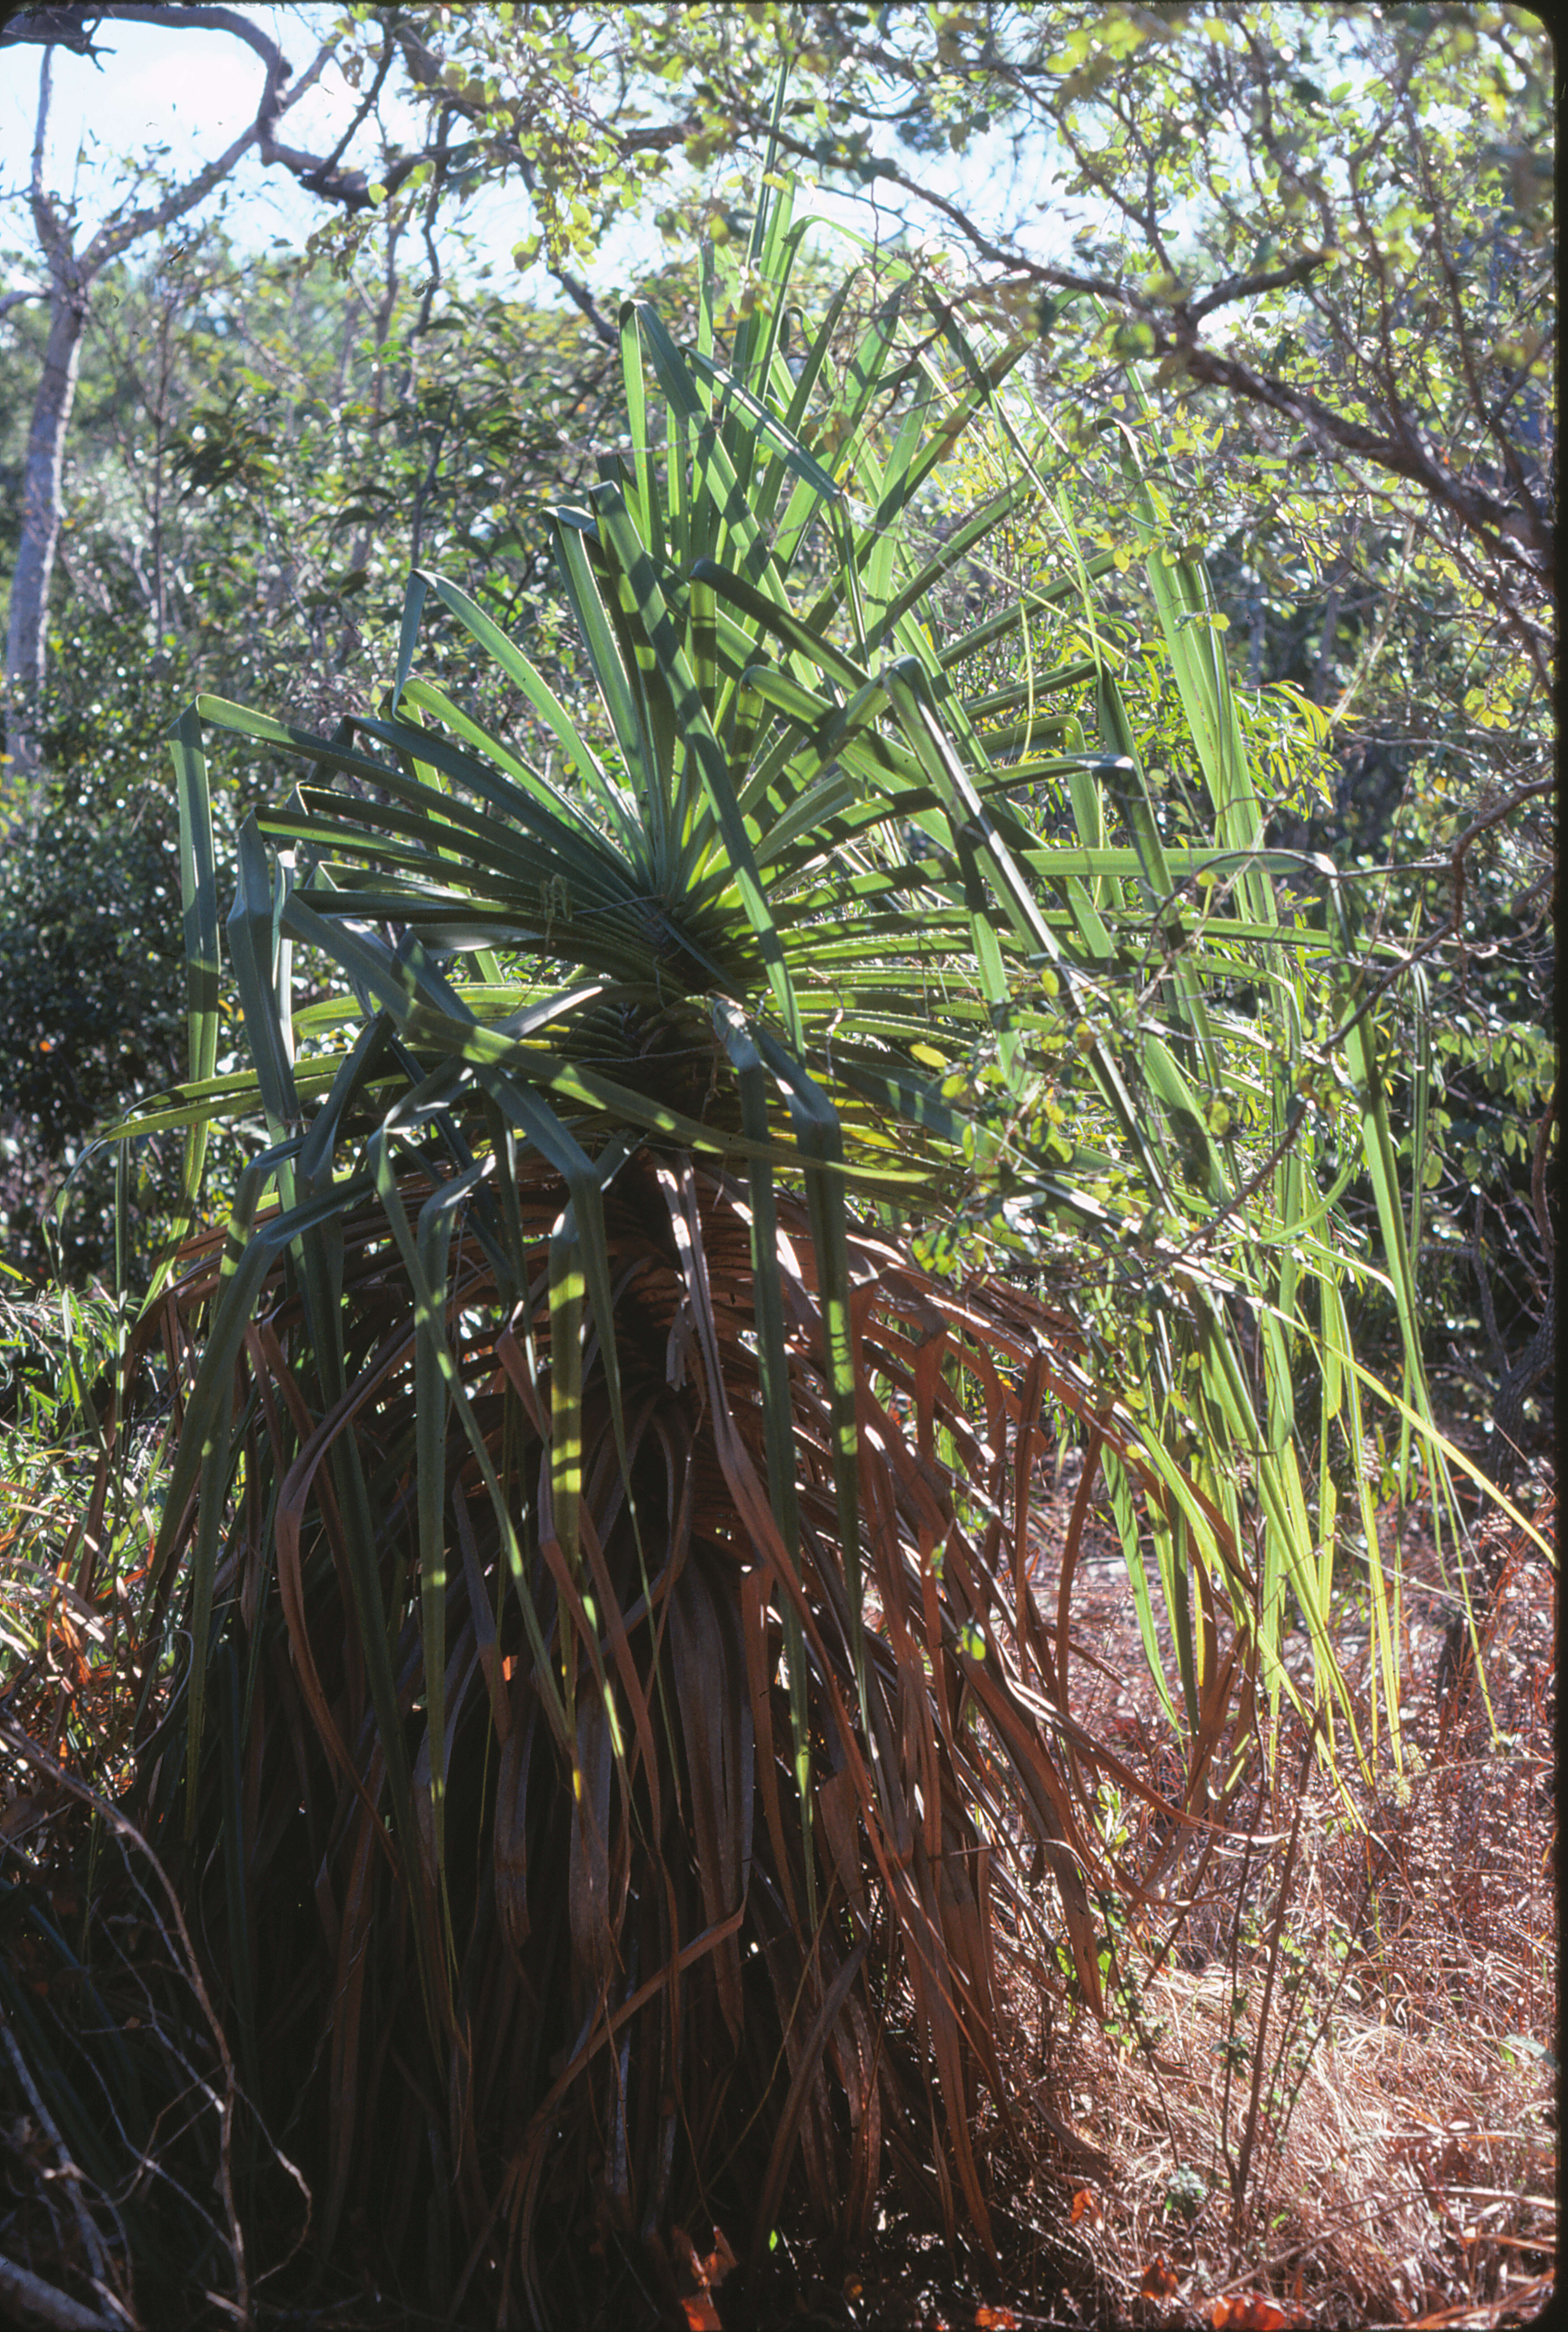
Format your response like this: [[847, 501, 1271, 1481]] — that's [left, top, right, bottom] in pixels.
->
[[735, 1445, 1556, 2331]]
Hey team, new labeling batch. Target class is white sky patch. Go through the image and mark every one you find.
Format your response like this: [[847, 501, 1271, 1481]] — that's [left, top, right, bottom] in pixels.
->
[[1, 6, 404, 255], [0, 4, 1101, 303]]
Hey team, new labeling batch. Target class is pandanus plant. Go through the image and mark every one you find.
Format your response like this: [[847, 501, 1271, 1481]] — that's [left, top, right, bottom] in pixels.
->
[[97, 158, 1528, 2322], [107, 178, 1199, 2311]]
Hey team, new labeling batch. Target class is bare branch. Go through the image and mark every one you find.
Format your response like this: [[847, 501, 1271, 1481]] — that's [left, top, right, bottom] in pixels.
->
[[0, 2022, 121, 2311], [1163, 329, 1554, 589], [1450, 773, 1556, 944], [4, 1, 284, 72], [1530, 1088, 1555, 1276], [782, 113, 1554, 608], [0, 1712, 253, 2325], [18, 5, 426, 227], [547, 260, 618, 348], [306, 15, 396, 191], [26, 42, 73, 282], [1186, 253, 1330, 326], [0, 4, 111, 56], [28, 36, 50, 195], [746, 112, 1142, 306], [76, 16, 296, 272], [0, 2253, 115, 2332]]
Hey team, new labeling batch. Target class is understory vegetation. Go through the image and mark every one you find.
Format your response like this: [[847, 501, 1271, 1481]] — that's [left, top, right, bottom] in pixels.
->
[[0, 13, 1554, 2329]]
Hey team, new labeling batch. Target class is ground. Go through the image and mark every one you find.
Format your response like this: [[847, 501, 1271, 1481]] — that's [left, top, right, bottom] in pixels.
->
[[0, 1416, 1554, 2330], [701, 1442, 1557, 2332]]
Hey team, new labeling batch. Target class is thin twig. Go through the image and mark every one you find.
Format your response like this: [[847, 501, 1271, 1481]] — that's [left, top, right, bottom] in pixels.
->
[[0, 1716, 252, 2328], [0, 283, 48, 321], [1529, 1085, 1555, 1274], [0, 2024, 129, 2321], [1450, 774, 1556, 998], [1232, 1709, 1322, 2235]]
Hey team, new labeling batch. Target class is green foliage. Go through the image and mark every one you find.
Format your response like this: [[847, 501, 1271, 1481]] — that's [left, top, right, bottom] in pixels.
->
[[89, 145, 1545, 2307], [0, 789, 180, 1147], [0, 230, 685, 1282], [0, 780, 185, 1284], [0, 1273, 125, 1448], [6, 12, 1551, 1403], [108, 178, 1205, 2298], [0, 18, 1554, 2310]]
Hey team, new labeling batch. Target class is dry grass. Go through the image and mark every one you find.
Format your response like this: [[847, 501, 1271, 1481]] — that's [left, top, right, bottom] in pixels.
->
[[660, 1463, 1554, 2332], [976, 1467, 1558, 2330]]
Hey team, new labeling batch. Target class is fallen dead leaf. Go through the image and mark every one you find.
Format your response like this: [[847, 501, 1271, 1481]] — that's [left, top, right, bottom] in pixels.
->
[[1211, 2294, 1295, 2331], [704, 2228, 737, 2289], [672, 2225, 733, 2332]]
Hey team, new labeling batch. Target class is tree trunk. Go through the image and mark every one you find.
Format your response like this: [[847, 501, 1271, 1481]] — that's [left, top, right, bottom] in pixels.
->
[[5, 273, 88, 793]]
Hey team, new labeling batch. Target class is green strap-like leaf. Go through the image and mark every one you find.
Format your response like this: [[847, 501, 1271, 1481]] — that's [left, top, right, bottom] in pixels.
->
[[227, 814, 301, 1143], [593, 487, 808, 1052], [158, 706, 223, 1293], [880, 656, 1171, 1202], [684, 343, 842, 505], [419, 578, 641, 850]]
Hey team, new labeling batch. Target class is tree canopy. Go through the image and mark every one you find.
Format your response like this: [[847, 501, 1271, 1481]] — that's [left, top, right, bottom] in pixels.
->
[[0, 1, 1554, 1326], [3, 5, 1553, 736]]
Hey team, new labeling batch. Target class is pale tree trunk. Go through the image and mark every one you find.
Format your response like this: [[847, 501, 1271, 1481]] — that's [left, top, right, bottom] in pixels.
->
[[0, 7, 362, 813], [0, 0, 636, 807], [3, 46, 74, 805], [5, 273, 87, 794]]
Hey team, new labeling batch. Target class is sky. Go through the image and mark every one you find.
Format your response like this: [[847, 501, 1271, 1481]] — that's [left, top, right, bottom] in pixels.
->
[[0, 4, 1072, 304], [1, 7, 531, 272]]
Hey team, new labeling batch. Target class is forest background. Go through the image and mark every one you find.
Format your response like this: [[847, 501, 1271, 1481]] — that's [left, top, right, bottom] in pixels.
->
[[0, 0, 1553, 1333], [0, 6, 1555, 2329]]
